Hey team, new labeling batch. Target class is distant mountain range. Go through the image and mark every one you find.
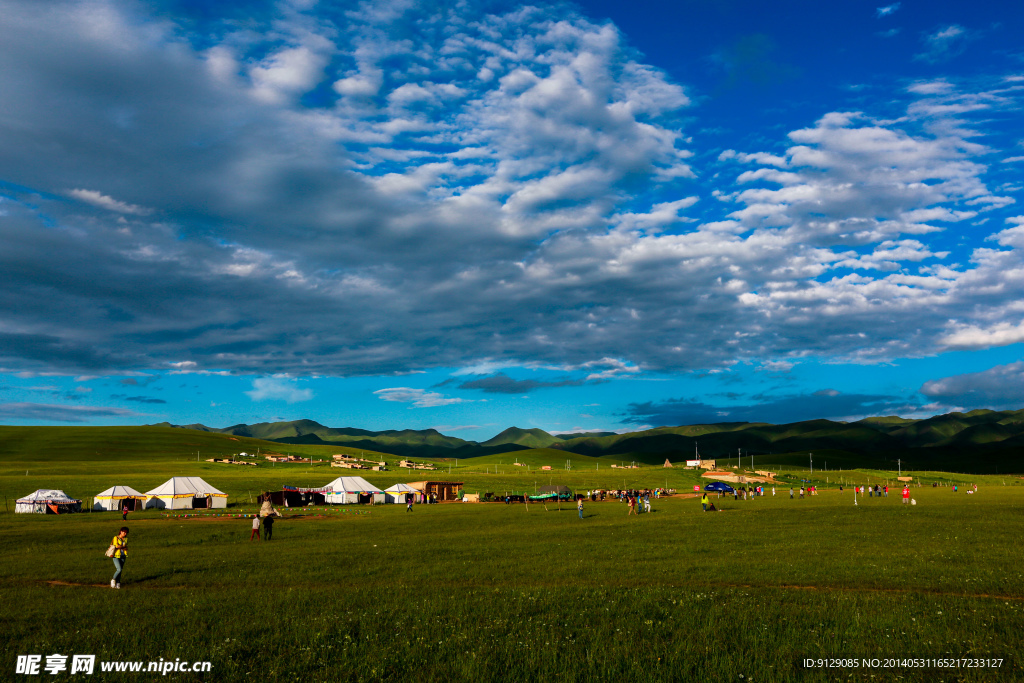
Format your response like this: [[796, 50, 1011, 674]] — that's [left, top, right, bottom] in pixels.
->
[[151, 408, 1024, 473]]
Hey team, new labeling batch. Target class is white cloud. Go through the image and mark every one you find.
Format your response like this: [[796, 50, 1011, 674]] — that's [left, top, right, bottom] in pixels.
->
[[374, 387, 467, 407], [431, 424, 484, 432], [908, 80, 954, 95], [612, 197, 699, 232], [876, 3, 901, 18], [921, 361, 1024, 408], [915, 25, 974, 64], [939, 321, 1024, 350], [250, 45, 329, 104], [581, 358, 640, 381], [68, 189, 151, 215], [0, 402, 141, 422], [245, 377, 314, 403]]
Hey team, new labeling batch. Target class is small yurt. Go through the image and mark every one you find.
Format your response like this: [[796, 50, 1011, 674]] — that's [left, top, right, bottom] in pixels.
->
[[322, 476, 384, 505], [16, 489, 82, 514], [384, 482, 419, 504], [93, 485, 147, 512], [145, 477, 227, 509]]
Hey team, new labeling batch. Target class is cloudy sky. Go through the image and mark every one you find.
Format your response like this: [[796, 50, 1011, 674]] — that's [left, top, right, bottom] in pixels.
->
[[1, 0, 1022, 439]]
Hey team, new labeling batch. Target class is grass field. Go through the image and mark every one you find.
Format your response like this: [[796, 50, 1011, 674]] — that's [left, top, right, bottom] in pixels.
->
[[2, 427, 1023, 681]]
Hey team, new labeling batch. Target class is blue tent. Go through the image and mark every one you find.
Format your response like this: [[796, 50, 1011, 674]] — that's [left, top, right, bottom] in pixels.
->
[[704, 482, 735, 493]]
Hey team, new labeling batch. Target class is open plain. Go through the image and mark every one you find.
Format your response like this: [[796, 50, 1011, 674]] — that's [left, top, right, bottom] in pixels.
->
[[2, 427, 1022, 681]]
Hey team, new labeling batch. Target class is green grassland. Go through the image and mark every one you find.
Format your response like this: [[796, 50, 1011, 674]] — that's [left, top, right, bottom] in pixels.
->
[[2, 427, 1023, 681]]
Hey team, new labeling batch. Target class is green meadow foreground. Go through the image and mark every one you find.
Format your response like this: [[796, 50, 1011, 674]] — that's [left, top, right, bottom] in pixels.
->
[[1, 427, 1022, 681], [3, 492, 1023, 682]]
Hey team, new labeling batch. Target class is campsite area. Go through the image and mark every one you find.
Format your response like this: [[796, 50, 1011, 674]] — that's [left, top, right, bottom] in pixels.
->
[[1, 426, 1022, 681]]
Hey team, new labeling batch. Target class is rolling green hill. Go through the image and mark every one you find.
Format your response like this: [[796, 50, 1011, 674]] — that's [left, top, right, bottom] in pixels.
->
[[143, 408, 1024, 474], [480, 427, 559, 449]]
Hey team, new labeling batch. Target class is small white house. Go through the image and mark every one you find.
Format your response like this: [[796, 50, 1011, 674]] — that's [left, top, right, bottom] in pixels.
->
[[384, 482, 419, 504], [16, 489, 82, 514], [322, 476, 384, 505], [94, 485, 148, 511], [145, 477, 227, 509]]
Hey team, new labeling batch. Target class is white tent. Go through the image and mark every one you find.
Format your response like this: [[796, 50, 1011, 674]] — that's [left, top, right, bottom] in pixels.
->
[[323, 476, 384, 505], [384, 482, 419, 504], [16, 489, 82, 514], [93, 485, 147, 511], [145, 477, 227, 509]]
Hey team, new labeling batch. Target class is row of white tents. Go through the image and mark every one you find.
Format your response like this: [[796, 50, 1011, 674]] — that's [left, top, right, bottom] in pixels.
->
[[16, 477, 424, 514], [16, 477, 228, 514]]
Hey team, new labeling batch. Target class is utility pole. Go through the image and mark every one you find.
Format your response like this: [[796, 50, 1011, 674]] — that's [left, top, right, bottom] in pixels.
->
[[809, 452, 813, 475], [898, 459, 901, 478]]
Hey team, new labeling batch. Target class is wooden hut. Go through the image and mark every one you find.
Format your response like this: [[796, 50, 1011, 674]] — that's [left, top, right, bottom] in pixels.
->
[[406, 480, 464, 502]]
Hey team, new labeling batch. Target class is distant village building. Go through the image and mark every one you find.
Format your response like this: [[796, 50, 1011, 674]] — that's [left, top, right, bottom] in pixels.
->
[[399, 459, 436, 471], [332, 454, 387, 470], [265, 454, 305, 463], [205, 458, 257, 466], [407, 481, 464, 502]]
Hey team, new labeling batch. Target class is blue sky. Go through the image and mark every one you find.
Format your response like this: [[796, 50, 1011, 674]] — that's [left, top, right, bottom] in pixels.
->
[[1, 0, 1022, 440]]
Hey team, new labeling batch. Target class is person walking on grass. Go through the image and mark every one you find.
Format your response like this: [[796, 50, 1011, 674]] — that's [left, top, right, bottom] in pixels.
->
[[250, 515, 261, 541], [627, 495, 637, 516], [121, 503, 129, 521], [263, 513, 274, 541], [643, 492, 651, 514], [701, 492, 709, 512], [110, 527, 128, 589], [789, 487, 794, 499], [578, 497, 584, 520], [407, 497, 413, 512], [883, 485, 888, 498]]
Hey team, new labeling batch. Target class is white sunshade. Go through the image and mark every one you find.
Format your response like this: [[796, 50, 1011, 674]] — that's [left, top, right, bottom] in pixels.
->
[[384, 483, 420, 493], [145, 477, 226, 497], [323, 476, 382, 493], [16, 488, 81, 504], [95, 485, 146, 499]]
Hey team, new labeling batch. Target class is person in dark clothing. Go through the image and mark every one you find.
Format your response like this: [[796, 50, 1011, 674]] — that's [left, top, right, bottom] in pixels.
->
[[263, 514, 274, 541]]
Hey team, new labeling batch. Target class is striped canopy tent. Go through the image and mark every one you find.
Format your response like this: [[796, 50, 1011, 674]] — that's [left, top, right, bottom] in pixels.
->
[[384, 482, 419, 504], [322, 476, 384, 505], [15, 489, 82, 514], [145, 477, 228, 510], [93, 485, 147, 511]]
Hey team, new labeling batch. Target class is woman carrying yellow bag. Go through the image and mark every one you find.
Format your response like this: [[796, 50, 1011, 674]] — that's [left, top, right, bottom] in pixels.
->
[[110, 527, 128, 589]]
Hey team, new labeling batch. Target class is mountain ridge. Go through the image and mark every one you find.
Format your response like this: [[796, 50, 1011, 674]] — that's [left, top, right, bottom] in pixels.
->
[[149, 408, 1024, 473]]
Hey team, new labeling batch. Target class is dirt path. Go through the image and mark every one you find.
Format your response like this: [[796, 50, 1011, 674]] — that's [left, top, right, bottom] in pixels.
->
[[37, 578, 1024, 600], [44, 580, 185, 590]]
